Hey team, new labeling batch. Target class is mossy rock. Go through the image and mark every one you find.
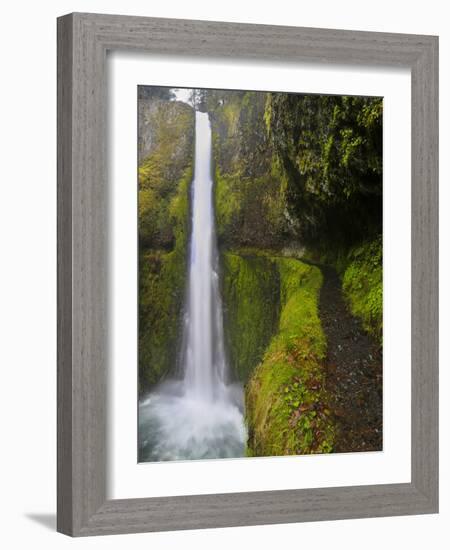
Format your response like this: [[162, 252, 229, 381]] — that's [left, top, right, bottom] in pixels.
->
[[139, 168, 192, 391], [244, 257, 335, 456], [209, 89, 287, 251], [139, 100, 194, 250], [138, 96, 194, 391], [222, 252, 280, 382], [221, 250, 335, 456], [342, 235, 383, 343]]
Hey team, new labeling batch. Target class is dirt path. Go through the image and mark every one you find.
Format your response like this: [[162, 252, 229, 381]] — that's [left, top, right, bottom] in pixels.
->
[[318, 265, 382, 453]]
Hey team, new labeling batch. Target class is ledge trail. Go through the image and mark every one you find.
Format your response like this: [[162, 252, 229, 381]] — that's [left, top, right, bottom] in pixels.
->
[[318, 265, 382, 453]]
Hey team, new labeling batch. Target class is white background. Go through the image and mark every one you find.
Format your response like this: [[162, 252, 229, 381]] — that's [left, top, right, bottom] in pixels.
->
[[109, 55, 411, 499], [0, 1, 447, 549]]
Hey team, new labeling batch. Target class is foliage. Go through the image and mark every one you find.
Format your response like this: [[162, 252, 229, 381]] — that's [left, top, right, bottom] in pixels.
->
[[138, 86, 176, 101], [264, 93, 383, 247], [189, 88, 208, 111], [342, 236, 383, 343], [245, 257, 335, 456]]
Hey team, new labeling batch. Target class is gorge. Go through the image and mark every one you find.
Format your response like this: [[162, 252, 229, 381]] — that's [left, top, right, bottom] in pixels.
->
[[138, 87, 383, 460]]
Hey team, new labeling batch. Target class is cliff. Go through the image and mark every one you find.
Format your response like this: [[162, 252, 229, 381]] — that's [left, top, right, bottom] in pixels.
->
[[138, 99, 195, 390]]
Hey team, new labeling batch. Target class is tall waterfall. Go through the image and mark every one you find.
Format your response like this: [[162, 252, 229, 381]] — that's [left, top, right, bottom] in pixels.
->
[[139, 110, 246, 462], [182, 111, 227, 400]]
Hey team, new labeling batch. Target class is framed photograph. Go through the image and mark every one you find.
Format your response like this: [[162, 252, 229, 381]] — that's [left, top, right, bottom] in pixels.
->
[[57, 13, 438, 536]]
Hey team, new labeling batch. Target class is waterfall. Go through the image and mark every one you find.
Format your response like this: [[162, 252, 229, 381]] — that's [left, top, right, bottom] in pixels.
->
[[182, 111, 226, 400], [138, 110, 246, 462]]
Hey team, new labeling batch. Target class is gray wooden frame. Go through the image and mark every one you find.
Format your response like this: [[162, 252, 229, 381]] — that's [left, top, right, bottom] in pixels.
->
[[57, 12, 438, 537]]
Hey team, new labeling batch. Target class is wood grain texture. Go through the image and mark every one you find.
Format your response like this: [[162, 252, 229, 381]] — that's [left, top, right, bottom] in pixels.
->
[[57, 13, 73, 535], [410, 36, 439, 506], [57, 12, 439, 537]]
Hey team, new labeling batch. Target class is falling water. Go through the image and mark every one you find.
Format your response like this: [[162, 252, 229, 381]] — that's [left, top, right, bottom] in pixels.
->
[[139, 111, 246, 462]]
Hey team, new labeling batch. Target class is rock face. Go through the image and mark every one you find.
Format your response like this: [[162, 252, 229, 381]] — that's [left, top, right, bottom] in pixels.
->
[[138, 99, 195, 250], [207, 90, 383, 253], [207, 90, 288, 250], [138, 98, 195, 391], [138, 98, 193, 165], [265, 93, 383, 249], [138, 98, 156, 163]]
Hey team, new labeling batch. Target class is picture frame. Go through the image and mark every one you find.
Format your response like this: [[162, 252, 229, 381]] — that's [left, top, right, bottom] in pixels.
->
[[57, 12, 438, 536]]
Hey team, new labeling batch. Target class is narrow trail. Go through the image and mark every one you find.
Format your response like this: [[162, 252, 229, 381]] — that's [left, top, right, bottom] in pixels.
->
[[318, 265, 382, 452]]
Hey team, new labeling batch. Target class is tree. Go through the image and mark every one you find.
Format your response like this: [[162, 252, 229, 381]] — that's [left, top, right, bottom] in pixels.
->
[[138, 86, 176, 101]]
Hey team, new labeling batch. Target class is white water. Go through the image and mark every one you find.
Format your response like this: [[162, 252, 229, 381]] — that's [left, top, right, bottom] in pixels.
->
[[139, 111, 246, 462]]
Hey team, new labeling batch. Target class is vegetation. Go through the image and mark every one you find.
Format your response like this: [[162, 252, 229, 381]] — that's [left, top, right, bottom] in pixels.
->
[[265, 93, 383, 247], [206, 89, 382, 456], [138, 99, 194, 391], [138, 100, 194, 249], [342, 236, 383, 343], [138, 86, 175, 101], [208, 90, 288, 250], [139, 168, 192, 389], [138, 87, 383, 454], [245, 258, 335, 456], [222, 252, 280, 382]]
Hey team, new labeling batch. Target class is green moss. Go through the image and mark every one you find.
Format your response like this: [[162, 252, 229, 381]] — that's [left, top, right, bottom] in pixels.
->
[[138, 98, 195, 391], [291, 236, 383, 343], [209, 90, 287, 250], [222, 252, 280, 382], [342, 236, 382, 343], [139, 249, 183, 389], [264, 93, 382, 247], [245, 258, 335, 456], [214, 168, 241, 244], [276, 260, 326, 356], [213, 165, 286, 249], [221, 100, 241, 134], [221, 250, 335, 456], [139, 164, 193, 390], [139, 101, 194, 249]]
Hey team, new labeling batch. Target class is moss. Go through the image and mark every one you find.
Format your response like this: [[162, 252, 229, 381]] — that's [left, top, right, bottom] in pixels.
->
[[221, 250, 335, 456], [138, 98, 195, 391], [139, 167, 192, 390], [264, 93, 382, 248], [342, 236, 383, 343], [139, 101, 194, 249], [214, 168, 241, 245], [139, 250, 182, 389], [290, 236, 383, 343], [209, 90, 287, 250], [245, 258, 335, 456], [214, 165, 286, 249], [222, 252, 280, 382]]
